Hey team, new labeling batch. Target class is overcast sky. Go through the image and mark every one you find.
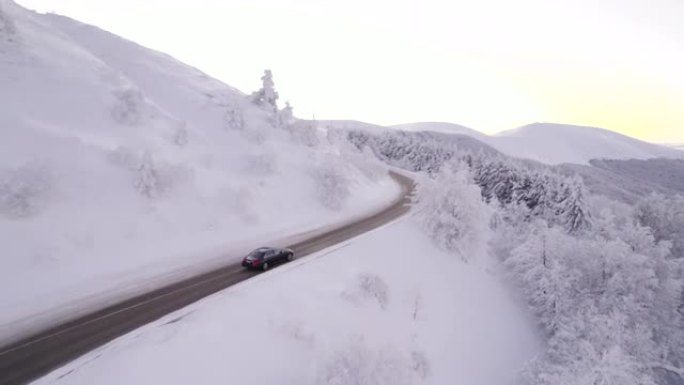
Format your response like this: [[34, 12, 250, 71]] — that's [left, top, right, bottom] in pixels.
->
[[15, 0, 684, 142]]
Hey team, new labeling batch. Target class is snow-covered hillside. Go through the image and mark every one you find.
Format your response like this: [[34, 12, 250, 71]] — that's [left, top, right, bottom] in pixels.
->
[[392, 122, 487, 140], [0, 1, 397, 342], [490, 123, 683, 165], [392, 122, 682, 165], [34, 218, 540, 385]]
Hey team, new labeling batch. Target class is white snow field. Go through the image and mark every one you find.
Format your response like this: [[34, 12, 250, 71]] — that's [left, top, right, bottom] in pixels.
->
[[394, 122, 683, 165], [0, 1, 398, 344], [33, 218, 541, 385]]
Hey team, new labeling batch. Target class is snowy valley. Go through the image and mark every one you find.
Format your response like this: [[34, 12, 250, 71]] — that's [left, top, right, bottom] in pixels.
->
[[2, 1, 684, 385]]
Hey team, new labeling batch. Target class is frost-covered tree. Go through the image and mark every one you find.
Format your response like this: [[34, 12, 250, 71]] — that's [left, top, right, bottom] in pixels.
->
[[636, 194, 684, 259], [414, 163, 492, 261], [225, 100, 245, 130], [556, 176, 590, 233], [173, 122, 189, 146], [0, 163, 52, 218], [0, 0, 17, 43], [311, 159, 350, 210], [288, 119, 320, 147], [135, 152, 162, 198], [111, 89, 146, 126], [251, 69, 279, 114], [279, 101, 294, 127]]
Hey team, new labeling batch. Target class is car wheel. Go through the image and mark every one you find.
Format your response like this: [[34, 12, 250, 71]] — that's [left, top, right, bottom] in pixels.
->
[[287, 252, 294, 261], [262, 262, 269, 271]]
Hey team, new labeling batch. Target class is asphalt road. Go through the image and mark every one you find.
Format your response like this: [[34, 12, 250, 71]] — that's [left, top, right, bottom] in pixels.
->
[[0, 171, 414, 385]]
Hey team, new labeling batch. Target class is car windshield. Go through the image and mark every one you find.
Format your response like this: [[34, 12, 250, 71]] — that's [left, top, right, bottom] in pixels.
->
[[247, 250, 267, 259]]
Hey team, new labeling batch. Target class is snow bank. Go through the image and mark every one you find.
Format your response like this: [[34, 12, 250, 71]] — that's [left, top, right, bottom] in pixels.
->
[[0, 2, 398, 344], [32, 218, 540, 385]]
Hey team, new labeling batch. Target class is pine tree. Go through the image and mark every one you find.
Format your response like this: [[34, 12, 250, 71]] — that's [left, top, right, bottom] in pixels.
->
[[251, 69, 279, 114]]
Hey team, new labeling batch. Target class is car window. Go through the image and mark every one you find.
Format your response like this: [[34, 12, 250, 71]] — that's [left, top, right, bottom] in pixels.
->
[[247, 250, 266, 259]]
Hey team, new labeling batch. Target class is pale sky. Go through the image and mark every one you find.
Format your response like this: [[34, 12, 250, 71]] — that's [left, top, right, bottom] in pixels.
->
[[15, 0, 684, 142]]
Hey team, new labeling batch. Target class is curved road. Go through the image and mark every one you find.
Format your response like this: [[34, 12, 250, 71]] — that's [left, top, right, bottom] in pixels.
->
[[0, 171, 414, 385]]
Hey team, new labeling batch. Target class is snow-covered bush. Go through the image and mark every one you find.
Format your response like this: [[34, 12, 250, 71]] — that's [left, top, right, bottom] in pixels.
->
[[288, 120, 320, 147], [414, 163, 492, 261], [311, 158, 350, 210], [278, 101, 294, 128], [345, 273, 389, 309], [111, 88, 147, 126], [242, 152, 276, 176], [0, 163, 52, 218], [135, 152, 163, 198], [318, 338, 416, 385], [224, 100, 245, 131], [131, 152, 184, 199], [173, 123, 189, 146], [0, 0, 17, 43]]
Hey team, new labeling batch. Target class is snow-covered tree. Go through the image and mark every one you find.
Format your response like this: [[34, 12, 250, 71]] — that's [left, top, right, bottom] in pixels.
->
[[636, 194, 684, 259], [414, 163, 492, 261], [0, 163, 52, 218], [135, 152, 162, 198], [311, 158, 350, 210], [173, 122, 189, 146], [225, 100, 245, 130], [289, 119, 320, 147], [0, 0, 17, 42], [278, 101, 294, 127], [112, 88, 146, 126], [251, 69, 279, 114]]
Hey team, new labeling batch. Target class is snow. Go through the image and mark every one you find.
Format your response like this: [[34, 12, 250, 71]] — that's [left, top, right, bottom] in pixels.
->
[[666, 143, 684, 151], [392, 122, 487, 140], [392, 122, 683, 165], [0, 2, 398, 345], [489, 123, 683, 165], [32, 218, 540, 385]]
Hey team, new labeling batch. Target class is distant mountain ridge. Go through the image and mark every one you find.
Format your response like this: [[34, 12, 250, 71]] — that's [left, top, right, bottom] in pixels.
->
[[391, 122, 486, 140], [391, 121, 683, 165]]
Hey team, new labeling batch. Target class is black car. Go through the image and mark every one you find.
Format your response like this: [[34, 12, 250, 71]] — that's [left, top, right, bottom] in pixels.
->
[[242, 247, 295, 270]]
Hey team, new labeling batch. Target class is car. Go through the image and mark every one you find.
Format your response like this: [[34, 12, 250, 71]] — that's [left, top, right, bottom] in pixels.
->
[[241, 247, 295, 270]]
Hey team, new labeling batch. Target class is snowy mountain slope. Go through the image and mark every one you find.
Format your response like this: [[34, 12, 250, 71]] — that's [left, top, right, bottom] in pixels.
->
[[489, 123, 683, 165], [318, 119, 389, 132], [394, 122, 683, 165], [34, 218, 540, 385], [392, 122, 487, 140], [0, 1, 397, 343]]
